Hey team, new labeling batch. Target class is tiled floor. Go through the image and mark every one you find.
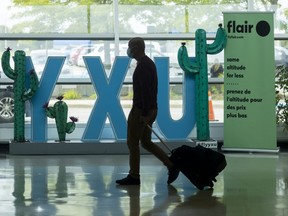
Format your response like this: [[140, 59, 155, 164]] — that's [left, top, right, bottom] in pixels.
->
[[0, 151, 287, 216]]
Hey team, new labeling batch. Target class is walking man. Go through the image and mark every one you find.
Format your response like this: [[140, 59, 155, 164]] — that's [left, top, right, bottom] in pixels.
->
[[116, 37, 179, 185]]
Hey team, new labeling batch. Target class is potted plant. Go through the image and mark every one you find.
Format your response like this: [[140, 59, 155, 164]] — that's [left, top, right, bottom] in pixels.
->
[[275, 65, 288, 131]]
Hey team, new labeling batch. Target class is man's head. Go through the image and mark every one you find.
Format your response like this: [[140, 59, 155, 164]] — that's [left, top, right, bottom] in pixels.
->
[[127, 37, 145, 59]]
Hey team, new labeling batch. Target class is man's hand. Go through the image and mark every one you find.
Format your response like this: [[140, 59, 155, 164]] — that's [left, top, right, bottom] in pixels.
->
[[141, 116, 150, 124]]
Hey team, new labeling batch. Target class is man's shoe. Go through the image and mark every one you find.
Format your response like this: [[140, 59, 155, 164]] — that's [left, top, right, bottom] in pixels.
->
[[116, 175, 140, 185], [167, 166, 180, 184]]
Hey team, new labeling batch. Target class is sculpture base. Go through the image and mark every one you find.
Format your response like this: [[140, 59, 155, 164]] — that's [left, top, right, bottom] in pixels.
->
[[55, 140, 71, 143], [9, 139, 194, 155]]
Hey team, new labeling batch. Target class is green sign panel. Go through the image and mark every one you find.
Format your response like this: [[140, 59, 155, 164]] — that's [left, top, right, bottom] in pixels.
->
[[223, 12, 276, 150]]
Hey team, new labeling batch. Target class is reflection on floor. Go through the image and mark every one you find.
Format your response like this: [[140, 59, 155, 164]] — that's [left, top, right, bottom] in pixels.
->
[[0, 152, 287, 216]]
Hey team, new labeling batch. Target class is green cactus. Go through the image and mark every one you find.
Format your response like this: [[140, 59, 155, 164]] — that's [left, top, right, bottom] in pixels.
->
[[1, 48, 39, 142], [44, 96, 78, 142], [178, 24, 227, 141]]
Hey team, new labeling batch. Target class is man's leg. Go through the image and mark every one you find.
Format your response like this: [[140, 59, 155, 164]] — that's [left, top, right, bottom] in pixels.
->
[[141, 128, 173, 168], [116, 108, 142, 185], [127, 108, 142, 179], [140, 110, 180, 184]]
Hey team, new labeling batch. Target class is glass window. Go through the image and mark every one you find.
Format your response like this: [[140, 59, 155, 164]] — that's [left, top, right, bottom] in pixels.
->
[[118, 0, 247, 34], [0, 0, 288, 140], [274, 0, 288, 34], [275, 40, 288, 67], [119, 4, 187, 34], [1, 1, 114, 34]]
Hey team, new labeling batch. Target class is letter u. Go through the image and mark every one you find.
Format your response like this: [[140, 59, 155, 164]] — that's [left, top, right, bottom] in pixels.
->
[[155, 57, 196, 140]]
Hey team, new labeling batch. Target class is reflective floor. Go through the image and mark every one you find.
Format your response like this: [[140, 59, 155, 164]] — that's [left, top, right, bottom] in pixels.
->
[[0, 151, 287, 216]]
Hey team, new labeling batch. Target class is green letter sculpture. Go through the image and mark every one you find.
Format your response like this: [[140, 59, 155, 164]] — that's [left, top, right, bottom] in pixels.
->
[[44, 95, 78, 142], [1, 48, 39, 142], [178, 24, 227, 141]]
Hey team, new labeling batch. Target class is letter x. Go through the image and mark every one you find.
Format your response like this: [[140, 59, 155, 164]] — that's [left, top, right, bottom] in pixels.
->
[[82, 56, 130, 141]]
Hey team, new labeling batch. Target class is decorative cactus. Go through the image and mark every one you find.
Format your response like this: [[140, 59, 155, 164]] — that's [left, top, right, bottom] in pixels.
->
[[178, 24, 227, 141], [1, 48, 39, 142], [44, 95, 78, 142]]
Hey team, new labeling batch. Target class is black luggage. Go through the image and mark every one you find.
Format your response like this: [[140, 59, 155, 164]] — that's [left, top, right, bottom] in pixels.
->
[[147, 125, 227, 190], [169, 144, 227, 190]]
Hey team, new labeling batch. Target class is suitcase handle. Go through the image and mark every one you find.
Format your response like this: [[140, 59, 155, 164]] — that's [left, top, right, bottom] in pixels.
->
[[146, 124, 172, 153]]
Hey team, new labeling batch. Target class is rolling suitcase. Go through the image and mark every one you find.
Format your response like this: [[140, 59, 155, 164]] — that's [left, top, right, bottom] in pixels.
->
[[147, 125, 227, 190]]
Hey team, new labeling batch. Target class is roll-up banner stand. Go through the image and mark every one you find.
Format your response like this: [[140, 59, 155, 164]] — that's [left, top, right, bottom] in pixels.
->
[[223, 12, 277, 151]]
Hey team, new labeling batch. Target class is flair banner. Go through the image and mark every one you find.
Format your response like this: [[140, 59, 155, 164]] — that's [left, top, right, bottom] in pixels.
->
[[223, 12, 276, 150]]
